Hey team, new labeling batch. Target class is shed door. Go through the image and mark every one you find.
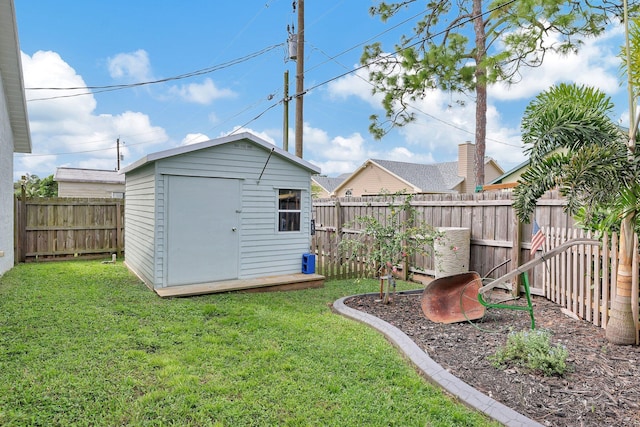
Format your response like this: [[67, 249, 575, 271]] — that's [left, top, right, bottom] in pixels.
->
[[166, 175, 240, 286]]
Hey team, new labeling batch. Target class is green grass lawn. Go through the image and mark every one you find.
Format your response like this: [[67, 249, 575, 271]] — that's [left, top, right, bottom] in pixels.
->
[[0, 261, 496, 426]]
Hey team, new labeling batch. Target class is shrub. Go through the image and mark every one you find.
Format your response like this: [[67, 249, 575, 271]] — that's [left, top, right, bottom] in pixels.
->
[[489, 329, 569, 376]]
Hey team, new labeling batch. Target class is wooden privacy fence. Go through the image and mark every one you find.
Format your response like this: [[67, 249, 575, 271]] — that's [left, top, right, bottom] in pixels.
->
[[14, 197, 124, 262], [311, 189, 640, 336], [312, 190, 575, 293]]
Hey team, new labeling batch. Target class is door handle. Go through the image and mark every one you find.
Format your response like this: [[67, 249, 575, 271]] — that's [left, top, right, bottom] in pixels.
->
[[232, 227, 237, 232]]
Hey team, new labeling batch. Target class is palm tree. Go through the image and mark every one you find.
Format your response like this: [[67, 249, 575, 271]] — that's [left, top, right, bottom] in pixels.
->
[[513, 83, 640, 345]]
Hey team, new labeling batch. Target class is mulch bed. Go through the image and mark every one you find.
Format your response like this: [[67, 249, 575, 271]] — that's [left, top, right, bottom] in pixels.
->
[[344, 289, 640, 427]]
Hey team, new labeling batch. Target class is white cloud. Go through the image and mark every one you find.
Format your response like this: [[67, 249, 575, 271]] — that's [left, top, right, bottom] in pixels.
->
[[323, 26, 626, 174], [170, 78, 236, 105], [22, 51, 96, 119], [387, 147, 435, 163], [16, 50, 169, 179], [107, 49, 152, 81], [305, 126, 365, 176], [303, 122, 439, 176], [14, 154, 58, 181], [325, 61, 498, 167], [491, 26, 624, 101], [181, 133, 211, 146], [326, 67, 377, 107]]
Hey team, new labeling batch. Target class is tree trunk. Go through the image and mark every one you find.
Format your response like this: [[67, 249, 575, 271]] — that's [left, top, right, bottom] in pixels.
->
[[605, 216, 637, 345], [473, 0, 486, 188]]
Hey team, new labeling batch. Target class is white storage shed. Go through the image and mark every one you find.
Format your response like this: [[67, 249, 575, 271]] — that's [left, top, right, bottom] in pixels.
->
[[121, 132, 323, 296]]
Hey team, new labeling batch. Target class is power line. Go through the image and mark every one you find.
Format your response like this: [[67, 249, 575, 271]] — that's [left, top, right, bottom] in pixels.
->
[[16, 92, 281, 158], [26, 44, 284, 101], [229, 101, 282, 136], [305, 6, 427, 74], [227, 0, 519, 151], [22, 0, 520, 157], [302, 0, 520, 148], [15, 138, 156, 157], [308, 40, 518, 149], [304, 0, 518, 96]]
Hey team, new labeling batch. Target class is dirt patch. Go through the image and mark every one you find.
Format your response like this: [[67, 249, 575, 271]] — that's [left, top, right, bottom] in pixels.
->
[[344, 290, 640, 427]]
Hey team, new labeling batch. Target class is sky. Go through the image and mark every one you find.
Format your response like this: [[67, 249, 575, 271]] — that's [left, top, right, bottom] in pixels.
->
[[11, 1, 632, 182]]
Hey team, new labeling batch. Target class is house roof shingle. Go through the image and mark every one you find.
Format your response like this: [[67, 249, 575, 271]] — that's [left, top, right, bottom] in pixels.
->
[[312, 173, 350, 193], [370, 159, 464, 193], [54, 167, 125, 184]]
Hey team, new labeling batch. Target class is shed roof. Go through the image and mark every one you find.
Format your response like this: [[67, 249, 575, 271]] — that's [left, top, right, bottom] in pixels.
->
[[121, 132, 321, 175], [54, 167, 125, 184], [0, 0, 31, 153]]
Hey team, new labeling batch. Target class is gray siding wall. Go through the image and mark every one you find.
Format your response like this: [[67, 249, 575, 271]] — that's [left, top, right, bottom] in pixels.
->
[[155, 140, 312, 282], [58, 182, 125, 198], [155, 175, 166, 286], [124, 163, 157, 286], [0, 81, 13, 275]]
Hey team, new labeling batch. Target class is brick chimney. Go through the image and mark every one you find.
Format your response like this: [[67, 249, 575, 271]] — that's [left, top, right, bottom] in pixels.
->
[[458, 142, 476, 194]]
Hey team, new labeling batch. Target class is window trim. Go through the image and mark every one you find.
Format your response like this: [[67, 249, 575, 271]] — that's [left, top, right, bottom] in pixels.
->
[[276, 188, 302, 233]]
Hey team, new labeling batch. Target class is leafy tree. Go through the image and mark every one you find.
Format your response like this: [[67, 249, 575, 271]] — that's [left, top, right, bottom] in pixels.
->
[[362, 0, 633, 187], [512, 83, 640, 345], [311, 182, 323, 199], [38, 175, 58, 197], [14, 174, 58, 198]]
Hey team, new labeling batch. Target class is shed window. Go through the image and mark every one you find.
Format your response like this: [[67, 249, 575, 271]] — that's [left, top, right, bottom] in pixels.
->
[[278, 189, 301, 232]]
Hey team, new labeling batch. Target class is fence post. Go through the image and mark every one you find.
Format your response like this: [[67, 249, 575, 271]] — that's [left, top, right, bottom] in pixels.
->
[[335, 200, 342, 234], [13, 196, 20, 264], [116, 201, 123, 258], [510, 214, 522, 296]]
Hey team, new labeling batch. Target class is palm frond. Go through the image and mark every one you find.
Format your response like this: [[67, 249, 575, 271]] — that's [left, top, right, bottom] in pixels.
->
[[513, 153, 568, 222], [521, 83, 624, 162]]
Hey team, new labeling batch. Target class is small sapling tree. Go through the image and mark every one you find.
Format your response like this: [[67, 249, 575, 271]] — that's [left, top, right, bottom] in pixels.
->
[[339, 193, 439, 303]]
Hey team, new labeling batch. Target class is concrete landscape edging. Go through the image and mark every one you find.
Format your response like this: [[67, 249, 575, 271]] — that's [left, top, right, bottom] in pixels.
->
[[332, 292, 543, 427]]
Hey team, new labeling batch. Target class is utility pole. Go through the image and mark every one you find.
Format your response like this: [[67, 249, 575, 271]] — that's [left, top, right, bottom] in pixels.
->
[[116, 138, 124, 171], [294, 0, 304, 158], [283, 70, 289, 152]]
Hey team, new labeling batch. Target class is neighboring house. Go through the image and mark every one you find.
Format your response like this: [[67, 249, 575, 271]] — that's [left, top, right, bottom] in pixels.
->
[[486, 159, 529, 189], [54, 167, 125, 198], [332, 142, 503, 197], [487, 146, 570, 190], [121, 132, 322, 296], [0, 0, 31, 275], [311, 173, 349, 198]]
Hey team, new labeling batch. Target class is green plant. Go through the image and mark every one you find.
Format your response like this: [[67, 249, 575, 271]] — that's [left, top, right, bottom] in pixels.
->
[[512, 81, 640, 345], [339, 192, 440, 303], [489, 329, 569, 376], [13, 173, 58, 197]]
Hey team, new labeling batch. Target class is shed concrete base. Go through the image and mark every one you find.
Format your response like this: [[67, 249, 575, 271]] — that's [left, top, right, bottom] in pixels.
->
[[154, 273, 325, 298]]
